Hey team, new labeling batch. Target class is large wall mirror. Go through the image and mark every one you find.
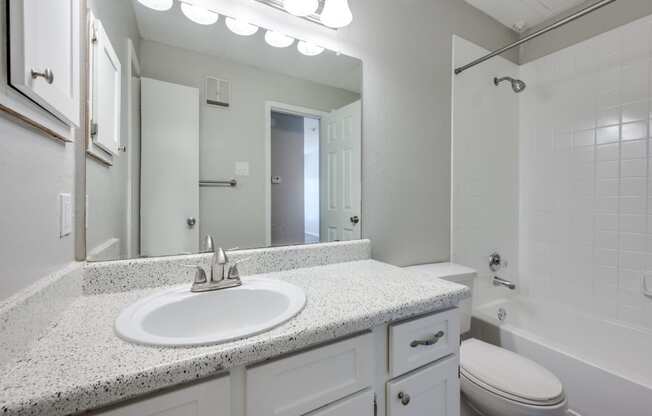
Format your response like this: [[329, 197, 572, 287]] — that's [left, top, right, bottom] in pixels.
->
[[85, 0, 363, 261]]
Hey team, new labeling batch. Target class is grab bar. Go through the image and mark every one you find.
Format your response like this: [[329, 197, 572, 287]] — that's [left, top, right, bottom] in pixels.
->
[[642, 274, 652, 298], [199, 179, 237, 188]]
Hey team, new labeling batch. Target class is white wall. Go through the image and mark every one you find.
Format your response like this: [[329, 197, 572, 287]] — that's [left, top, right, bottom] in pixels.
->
[[86, 0, 141, 258], [0, 0, 77, 301], [139, 40, 359, 249], [451, 36, 519, 303], [519, 15, 652, 330]]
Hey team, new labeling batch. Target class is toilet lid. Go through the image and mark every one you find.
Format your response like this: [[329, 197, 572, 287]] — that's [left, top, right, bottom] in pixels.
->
[[461, 339, 564, 405]]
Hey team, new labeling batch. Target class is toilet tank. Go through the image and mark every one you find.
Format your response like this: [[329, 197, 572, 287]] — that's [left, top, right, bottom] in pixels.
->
[[405, 263, 476, 334]]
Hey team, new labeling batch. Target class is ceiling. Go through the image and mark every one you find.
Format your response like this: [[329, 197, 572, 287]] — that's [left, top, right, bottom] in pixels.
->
[[131, 0, 362, 93], [465, 0, 588, 32]]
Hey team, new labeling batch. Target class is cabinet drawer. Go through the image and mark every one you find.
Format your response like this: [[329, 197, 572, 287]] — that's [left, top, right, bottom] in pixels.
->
[[387, 356, 460, 416], [93, 376, 230, 416], [389, 309, 459, 377], [246, 333, 374, 416], [306, 389, 374, 416]]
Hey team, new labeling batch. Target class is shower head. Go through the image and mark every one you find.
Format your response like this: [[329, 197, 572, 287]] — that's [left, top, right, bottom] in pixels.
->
[[494, 76, 526, 93]]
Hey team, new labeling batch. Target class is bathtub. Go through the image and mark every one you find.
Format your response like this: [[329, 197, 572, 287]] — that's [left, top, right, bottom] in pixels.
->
[[470, 297, 652, 416]]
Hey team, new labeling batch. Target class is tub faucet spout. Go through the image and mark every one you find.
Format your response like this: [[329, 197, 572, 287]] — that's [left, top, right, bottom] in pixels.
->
[[493, 276, 516, 290]]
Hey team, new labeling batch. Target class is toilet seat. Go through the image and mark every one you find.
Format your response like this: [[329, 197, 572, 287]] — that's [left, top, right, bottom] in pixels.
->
[[460, 339, 566, 408]]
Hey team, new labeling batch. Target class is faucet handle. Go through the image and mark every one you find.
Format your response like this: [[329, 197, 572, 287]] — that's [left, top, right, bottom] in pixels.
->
[[227, 257, 251, 280], [183, 265, 208, 285]]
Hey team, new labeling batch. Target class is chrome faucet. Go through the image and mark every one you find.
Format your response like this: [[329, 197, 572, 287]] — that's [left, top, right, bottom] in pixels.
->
[[190, 238, 243, 293], [493, 276, 516, 290]]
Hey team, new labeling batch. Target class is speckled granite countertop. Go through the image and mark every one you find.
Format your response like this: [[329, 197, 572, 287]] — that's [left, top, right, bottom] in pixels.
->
[[0, 260, 468, 416]]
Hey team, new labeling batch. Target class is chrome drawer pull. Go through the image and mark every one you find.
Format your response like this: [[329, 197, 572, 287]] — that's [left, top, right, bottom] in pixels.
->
[[31, 68, 54, 84], [398, 391, 410, 405], [410, 330, 444, 348]]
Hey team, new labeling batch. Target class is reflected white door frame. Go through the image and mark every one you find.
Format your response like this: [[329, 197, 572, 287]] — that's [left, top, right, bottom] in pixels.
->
[[264, 102, 327, 246]]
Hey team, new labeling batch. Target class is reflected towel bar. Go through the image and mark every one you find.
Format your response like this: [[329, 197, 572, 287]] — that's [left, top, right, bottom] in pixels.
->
[[199, 179, 238, 188]]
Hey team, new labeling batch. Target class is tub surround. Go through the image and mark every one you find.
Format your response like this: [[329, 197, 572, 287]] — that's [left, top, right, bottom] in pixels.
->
[[0, 241, 468, 416]]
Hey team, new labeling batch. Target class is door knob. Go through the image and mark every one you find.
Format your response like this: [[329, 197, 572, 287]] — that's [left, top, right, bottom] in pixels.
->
[[350, 215, 360, 225], [187, 217, 197, 227], [31, 68, 54, 84], [398, 391, 410, 406]]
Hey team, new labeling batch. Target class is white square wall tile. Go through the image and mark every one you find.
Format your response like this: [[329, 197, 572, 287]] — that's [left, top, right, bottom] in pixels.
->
[[621, 177, 647, 196], [621, 140, 646, 159], [597, 106, 621, 127], [597, 161, 619, 178], [597, 214, 618, 231], [622, 121, 648, 141], [622, 159, 647, 177], [598, 179, 619, 197], [620, 214, 646, 233], [620, 196, 646, 214], [597, 143, 619, 161], [596, 125, 620, 144], [573, 129, 595, 147], [622, 101, 649, 123], [620, 233, 647, 251]]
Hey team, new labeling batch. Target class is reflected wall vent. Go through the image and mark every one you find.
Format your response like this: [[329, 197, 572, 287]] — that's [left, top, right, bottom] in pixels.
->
[[205, 77, 230, 109]]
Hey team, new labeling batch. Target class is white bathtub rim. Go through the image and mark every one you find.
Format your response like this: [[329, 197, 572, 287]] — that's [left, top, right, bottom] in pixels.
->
[[473, 298, 652, 392]]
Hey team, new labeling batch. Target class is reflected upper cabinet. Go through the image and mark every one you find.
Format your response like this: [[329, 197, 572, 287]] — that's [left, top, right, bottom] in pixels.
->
[[8, 0, 81, 127]]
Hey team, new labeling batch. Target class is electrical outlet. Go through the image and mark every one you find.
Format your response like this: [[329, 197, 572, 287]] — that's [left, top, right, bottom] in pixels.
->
[[59, 193, 72, 238]]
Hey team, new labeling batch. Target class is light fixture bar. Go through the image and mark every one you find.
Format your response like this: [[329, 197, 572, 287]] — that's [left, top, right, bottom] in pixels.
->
[[253, 0, 336, 29]]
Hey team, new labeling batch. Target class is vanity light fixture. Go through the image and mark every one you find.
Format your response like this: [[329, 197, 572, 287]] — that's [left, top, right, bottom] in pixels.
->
[[265, 30, 295, 48], [137, 0, 174, 11], [320, 0, 352, 28], [297, 41, 324, 56], [283, 0, 319, 16], [225, 17, 259, 36], [181, 2, 219, 25]]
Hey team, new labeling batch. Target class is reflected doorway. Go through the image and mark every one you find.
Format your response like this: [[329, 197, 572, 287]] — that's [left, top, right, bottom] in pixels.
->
[[270, 112, 320, 246]]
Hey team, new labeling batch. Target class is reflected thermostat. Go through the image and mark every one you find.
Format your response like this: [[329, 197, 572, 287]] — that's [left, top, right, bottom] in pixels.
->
[[271, 176, 282, 184]]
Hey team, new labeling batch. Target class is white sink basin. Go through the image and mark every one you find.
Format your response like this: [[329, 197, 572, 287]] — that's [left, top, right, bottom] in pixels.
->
[[115, 277, 306, 347]]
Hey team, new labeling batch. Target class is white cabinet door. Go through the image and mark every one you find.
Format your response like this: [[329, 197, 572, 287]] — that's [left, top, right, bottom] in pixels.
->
[[246, 334, 374, 416], [8, 0, 80, 126], [306, 390, 375, 416], [320, 100, 362, 242], [90, 17, 121, 155], [93, 377, 230, 416], [387, 356, 460, 416]]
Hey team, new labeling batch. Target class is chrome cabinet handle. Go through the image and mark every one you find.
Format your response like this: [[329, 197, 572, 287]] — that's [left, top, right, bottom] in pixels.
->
[[187, 217, 197, 227], [398, 391, 410, 406], [410, 330, 445, 348], [31, 68, 54, 84]]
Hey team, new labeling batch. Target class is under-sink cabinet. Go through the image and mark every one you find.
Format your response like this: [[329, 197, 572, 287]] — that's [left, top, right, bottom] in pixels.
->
[[94, 309, 460, 416]]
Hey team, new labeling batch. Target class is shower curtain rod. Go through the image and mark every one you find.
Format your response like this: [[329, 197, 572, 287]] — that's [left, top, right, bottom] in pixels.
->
[[454, 0, 617, 75]]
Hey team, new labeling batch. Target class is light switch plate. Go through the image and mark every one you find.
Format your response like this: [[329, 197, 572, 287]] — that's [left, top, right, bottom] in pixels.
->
[[59, 193, 72, 238], [235, 161, 250, 176]]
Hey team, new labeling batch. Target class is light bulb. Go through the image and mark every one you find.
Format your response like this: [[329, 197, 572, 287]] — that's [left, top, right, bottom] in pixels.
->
[[297, 41, 324, 56], [320, 0, 352, 28], [265, 31, 295, 48], [283, 0, 319, 16], [181, 3, 218, 25], [137, 0, 173, 11], [225, 17, 259, 36]]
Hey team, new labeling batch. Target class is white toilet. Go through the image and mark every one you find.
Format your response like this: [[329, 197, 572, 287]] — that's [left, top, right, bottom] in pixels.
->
[[405, 263, 568, 416]]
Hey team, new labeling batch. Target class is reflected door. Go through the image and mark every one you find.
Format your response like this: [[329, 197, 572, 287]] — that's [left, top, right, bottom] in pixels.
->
[[140, 78, 199, 257], [320, 101, 362, 242]]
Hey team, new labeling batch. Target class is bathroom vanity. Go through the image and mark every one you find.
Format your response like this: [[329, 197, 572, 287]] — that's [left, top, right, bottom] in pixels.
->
[[0, 241, 468, 416], [97, 309, 460, 416]]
